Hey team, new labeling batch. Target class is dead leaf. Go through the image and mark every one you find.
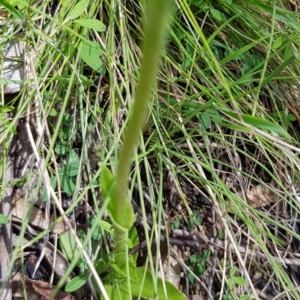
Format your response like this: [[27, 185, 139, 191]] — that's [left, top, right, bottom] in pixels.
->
[[32, 280, 76, 300], [12, 194, 73, 234], [238, 184, 275, 208], [12, 272, 77, 300]]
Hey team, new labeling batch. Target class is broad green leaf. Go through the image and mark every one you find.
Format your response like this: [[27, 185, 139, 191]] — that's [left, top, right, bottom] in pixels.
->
[[130, 267, 186, 300], [74, 19, 106, 32], [65, 272, 90, 293], [229, 266, 237, 277], [69, 0, 89, 19], [67, 149, 80, 165], [210, 9, 226, 22], [288, 114, 296, 121], [49, 108, 57, 116], [59, 162, 79, 177], [201, 114, 211, 129], [198, 261, 205, 275], [203, 249, 211, 260], [60, 232, 81, 262], [59, 175, 75, 195], [227, 278, 233, 290], [107, 197, 135, 229], [273, 36, 285, 49], [54, 141, 70, 155], [101, 167, 133, 229], [101, 167, 116, 200], [232, 276, 247, 286], [187, 273, 195, 283], [0, 105, 14, 113], [79, 41, 105, 74], [104, 284, 129, 300], [190, 254, 199, 263], [0, 213, 9, 224]]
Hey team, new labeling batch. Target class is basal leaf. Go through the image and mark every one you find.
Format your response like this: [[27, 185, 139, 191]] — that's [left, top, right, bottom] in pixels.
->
[[79, 41, 105, 74], [65, 272, 89, 293], [54, 141, 70, 155], [59, 162, 79, 177], [232, 276, 247, 286], [74, 19, 106, 32], [201, 114, 211, 129], [67, 149, 80, 165], [101, 167, 116, 200], [69, 0, 89, 19], [59, 175, 75, 195], [132, 267, 186, 300], [210, 8, 226, 22], [60, 232, 81, 262]]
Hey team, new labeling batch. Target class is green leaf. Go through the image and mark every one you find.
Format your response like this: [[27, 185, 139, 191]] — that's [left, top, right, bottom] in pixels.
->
[[104, 284, 130, 300], [210, 9, 226, 22], [59, 162, 79, 177], [273, 36, 285, 49], [202, 249, 211, 260], [229, 266, 237, 277], [116, 197, 134, 229], [190, 254, 200, 263], [54, 141, 70, 155], [65, 272, 90, 293], [0, 213, 9, 224], [60, 232, 82, 262], [288, 114, 296, 121], [89, 215, 102, 241], [187, 273, 195, 283], [74, 19, 106, 32], [101, 167, 134, 229], [227, 278, 233, 290], [69, 0, 89, 19], [101, 167, 116, 200], [239, 296, 252, 300], [0, 105, 14, 113], [49, 108, 57, 116], [232, 276, 247, 286], [67, 149, 80, 165], [131, 267, 186, 300], [60, 175, 75, 195], [79, 41, 105, 74], [201, 114, 211, 129]]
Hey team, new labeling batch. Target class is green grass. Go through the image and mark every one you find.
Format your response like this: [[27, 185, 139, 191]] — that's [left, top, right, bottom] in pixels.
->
[[1, 0, 300, 299]]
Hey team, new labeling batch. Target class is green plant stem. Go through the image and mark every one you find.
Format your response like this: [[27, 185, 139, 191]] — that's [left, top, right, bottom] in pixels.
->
[[113, 0, 171, 258]]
